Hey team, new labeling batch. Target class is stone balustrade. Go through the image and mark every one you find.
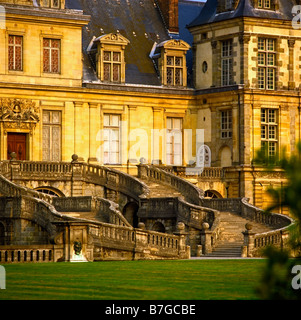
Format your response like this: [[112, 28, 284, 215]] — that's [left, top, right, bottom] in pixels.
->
[[137, 164, 203, 205], [2, 158, 150, 201], [0, 173, 54, 203], [90, 221, 189, 261], [241, 224, 291, 257], [82, 163, 149, 200], [0, 246, 56, 263], [52, 195, 131, 227], [167, 166, 224, 180]]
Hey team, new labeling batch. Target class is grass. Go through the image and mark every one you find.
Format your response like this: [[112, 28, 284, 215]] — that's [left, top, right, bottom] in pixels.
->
[[0, 259, 269, 300]]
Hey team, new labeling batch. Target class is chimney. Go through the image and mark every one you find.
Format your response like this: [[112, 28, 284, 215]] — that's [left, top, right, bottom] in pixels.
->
[[156, 0, 179, 34]]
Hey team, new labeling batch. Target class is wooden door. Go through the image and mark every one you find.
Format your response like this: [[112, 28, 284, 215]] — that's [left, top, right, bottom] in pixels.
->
[[7, 133, 27, 160]]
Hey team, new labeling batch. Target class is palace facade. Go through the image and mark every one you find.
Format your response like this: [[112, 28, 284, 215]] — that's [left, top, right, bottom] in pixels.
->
[[0, 0, 300, 214]]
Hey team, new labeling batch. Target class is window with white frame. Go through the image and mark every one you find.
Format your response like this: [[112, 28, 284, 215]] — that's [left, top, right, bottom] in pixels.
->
[[221, 39, 233, 86], [261, 108, 278, 158], [258, 38, 276, 90], [42, 110, 62, 161], [166, 117, 182, 165], [103, 114, 121, 164], [221, 110, 232, 139]]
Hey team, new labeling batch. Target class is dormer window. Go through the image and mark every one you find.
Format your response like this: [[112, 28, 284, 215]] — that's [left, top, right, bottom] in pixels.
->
[[256, 0, 277, 10], [155, 39, 190, 87], [91, 33, 129, 84], [40, 0, 63, 8], [258, 0, 270, 9]]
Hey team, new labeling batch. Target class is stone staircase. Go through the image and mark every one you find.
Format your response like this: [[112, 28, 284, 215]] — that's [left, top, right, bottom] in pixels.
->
[[138, 177, 275, 258], [206, 211, 273, 257], [140, 179, 182, 198]]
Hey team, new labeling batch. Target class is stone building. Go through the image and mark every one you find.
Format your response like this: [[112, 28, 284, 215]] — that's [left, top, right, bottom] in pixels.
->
[[187, 0, 300, 212], [0, 0, 297, 261]]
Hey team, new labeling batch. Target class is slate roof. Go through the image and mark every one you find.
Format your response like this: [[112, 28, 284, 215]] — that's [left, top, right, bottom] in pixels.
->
[[65, 0, 204, 87], [188, 0, 296, 28], [178, 0, 204, 85], [66, 0, 172, 86]]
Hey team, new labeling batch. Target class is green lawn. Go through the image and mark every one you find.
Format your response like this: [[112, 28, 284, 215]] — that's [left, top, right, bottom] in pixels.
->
[[0, 259, 268, 300]]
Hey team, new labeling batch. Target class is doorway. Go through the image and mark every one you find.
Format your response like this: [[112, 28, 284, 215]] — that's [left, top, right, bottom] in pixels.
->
[[122, 202, 139, 228], [7, 133, 27, 160]]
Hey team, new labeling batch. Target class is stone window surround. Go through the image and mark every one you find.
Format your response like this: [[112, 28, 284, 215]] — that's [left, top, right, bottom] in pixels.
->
[[40, 32, 63, 76], [211, 35, 238, 88], [260, 107, 279, 158], [5, 29, 25, 74], [156, 39, 190, 88], [252, 0, 279, 11], [95, 33, 129, 84]]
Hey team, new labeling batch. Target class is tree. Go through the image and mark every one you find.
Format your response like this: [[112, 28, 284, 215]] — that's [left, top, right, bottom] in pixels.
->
[[255, 143, 301, 300]]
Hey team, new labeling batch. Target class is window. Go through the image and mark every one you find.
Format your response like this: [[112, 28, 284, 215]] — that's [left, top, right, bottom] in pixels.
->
[[41, 0, 61, 8], [225, 0, 233, 10], [94, 33, 129, 83], [42, 111, 61, 161], [166, 56, 183, 86], [166, 117, 182, 165], [258, 38, 276, 90], [43, 38, 60, 73], [8, 35, 23, 71], [103, 114, 121, 164], [155, 39, 190, 87], [52, 0, 60, 8], [258, 0, 270, 9], [103, 51, 121, 82], [261, 108, 278, 157], [221, 110, 232, 139], [221, 40, 233, 86]]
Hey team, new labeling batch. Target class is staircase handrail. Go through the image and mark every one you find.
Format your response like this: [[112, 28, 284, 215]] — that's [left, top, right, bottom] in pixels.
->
[[138, 164, 203, 205]]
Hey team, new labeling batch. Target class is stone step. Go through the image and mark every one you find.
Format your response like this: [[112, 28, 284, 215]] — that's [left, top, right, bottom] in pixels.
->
[[206, 211, 274, 257], [140, 180, 182, 198]]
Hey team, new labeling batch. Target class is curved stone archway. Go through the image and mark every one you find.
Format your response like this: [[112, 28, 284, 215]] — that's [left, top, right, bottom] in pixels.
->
[[152, 221, 166, 233], [34, 187, 65, 197], [204, 190, 223, 199]]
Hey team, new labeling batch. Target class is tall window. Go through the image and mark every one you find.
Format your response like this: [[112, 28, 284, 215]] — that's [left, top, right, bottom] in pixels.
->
[[42, 111, 61, 161], [103, 51, 121, 82], [103, 114, 121, 164], [261, 108, 278, 158], [166, 117, 182, 165], [258, 0, 270, 8], [221, 40, 233, 86], [43, 38, 60, 73], [221, 110, 232, 139], [166, 56, 183, 86], [258, 38, 276, 90], [8, 35, 23, 71]]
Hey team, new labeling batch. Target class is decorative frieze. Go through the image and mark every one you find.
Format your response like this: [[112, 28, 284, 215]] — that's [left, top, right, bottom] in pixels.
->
[[0, 98, 39, 133]]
